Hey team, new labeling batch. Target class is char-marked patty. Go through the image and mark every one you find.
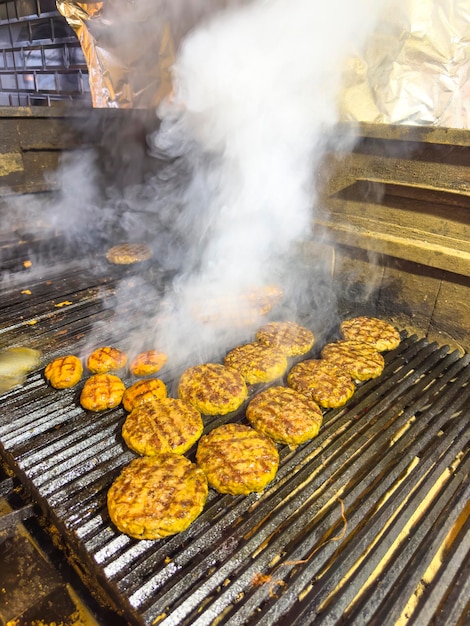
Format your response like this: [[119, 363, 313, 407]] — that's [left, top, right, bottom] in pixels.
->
[[107, 453, 208, 539], [246, 386, 323, 447], [80, 374, 125, 411], [86, 346, 127, 374], [321, 340, 384, 381], [340, 316, 401, 352], [196, 423, 279, 495], [106, 243, 152, 265], [287, 359, 355, 408], [45, 355, 83, 389], [224, 342, 288, 384], [122, 378, 167, 412], [256, 321, 314, 356], [178, 363, 247, 416], [129, 350, 168, 376], [122, 398, 203, 456]]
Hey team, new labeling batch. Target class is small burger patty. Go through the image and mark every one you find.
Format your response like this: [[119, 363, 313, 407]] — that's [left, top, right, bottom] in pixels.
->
[[224, 342, 288, 384], [129, 350, 168, 376], [122, 378, 167, 412], [105, 243, 152, 265], [86, 346, 127, 374], [256, 321, 314, 356], [340, 316, 401, 352], [80, 373, 125, 411], [196, 423, 279, 495], [246, 386, 322, 447], [45, 355, 83, 389], [107, 453, 208, 540], [321, 340, 385, 381], [122, 398, 204, 456], [287, 359, 355, 408], [178, 363, 248, 416]]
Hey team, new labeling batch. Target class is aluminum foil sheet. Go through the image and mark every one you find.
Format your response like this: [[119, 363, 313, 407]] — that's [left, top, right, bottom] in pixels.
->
[[340, 0, 470, 128], [56, 1, 243, 109], [57, 0, 469, 128]]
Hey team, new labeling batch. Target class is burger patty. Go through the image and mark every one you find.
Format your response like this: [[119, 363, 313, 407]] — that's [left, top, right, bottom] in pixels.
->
[[321, 340, 385, 381], [256, 321, 314, 356], [223, 342, 288, 384], [105, 243, 152, 265], [178, 363, 248, 416], [122, 378, 167, 412], [107, 453, 208, 540], [340, 316, 401, 352], [246, 386, 323, 447], [80, 373, 125, 411], [45, 355, 83, 389], [196, 423, 279, 495], [287, 359, 355, 408], [122, 398, 204, 456], [129, 350, 168, 376], [86, 346, 127, 374]]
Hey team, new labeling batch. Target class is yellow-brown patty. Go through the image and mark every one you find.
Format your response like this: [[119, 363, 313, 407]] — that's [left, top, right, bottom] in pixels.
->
[[178, 363, 248, 416], [246, 386, 323, 447], [287, 359, 355, 408], [122, 378, 167, 412], [340, 316, 401, 352], [122, 398, 204, 456], [80, 374, 125, 411], [196, 423, 279, 495], [129, 350, 168, 376], [105, 243, 152, 265], [321, 340, 385, 381], [107, 453, 208, 539], [256, 321, 314, 356], [224, 342, 288, 384], [86, 346, 127, 374], [44, 355, 83, 389]]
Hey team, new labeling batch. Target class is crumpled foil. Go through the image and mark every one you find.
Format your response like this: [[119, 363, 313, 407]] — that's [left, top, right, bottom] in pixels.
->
[[57, 0, 469, 128], [56, 0, 241, 109], [340, 0, 470, 128]]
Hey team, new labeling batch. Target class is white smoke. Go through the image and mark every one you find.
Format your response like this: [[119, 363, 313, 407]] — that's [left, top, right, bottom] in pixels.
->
[[143, 0, 390, 365]]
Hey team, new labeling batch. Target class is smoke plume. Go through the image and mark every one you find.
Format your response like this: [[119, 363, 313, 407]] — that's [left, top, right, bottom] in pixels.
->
[[144, 0, 389, 365]]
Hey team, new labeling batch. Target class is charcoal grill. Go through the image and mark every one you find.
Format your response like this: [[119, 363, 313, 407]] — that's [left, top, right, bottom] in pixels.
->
[[0, 107, 469, 625]]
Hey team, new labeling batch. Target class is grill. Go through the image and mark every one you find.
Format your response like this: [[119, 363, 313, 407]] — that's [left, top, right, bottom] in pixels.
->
[[1, 235, 469, 625], [0, 109, 469, 625]]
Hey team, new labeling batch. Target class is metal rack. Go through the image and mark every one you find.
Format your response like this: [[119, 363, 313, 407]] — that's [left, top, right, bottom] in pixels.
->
[[0, 0, 91, 106]]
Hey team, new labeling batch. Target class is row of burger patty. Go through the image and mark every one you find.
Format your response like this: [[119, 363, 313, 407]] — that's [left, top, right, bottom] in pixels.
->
[[43, 317, 401, 540]]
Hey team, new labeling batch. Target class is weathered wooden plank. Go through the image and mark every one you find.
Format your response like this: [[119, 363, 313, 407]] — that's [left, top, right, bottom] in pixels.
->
[[429, 279, 470, 352]]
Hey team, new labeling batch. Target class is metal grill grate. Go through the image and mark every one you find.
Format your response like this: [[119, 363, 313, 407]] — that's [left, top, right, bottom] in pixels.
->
[[0, 242, 469, 625]]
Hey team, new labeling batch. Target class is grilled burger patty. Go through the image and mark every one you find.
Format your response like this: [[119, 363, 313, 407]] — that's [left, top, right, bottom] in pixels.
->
[[256, 321, 314, 356], [129, 350, 168, 376], [178, 363, 248, 416], [122, 378, 167, 412], [122, 398, 204, 456], [86, 346, 127, 374], [340, 316, 401, 352], [287, 359, 355, 408], [321, 340, 385, 381], [223, 342, 288, 384], [196, 423, 279, 495], [44, 355, 83, 389], [107, 453, 208, 539], [246, 386, 323, 447], [80, 373, 125, 411], [105, 243, 152, 265]]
